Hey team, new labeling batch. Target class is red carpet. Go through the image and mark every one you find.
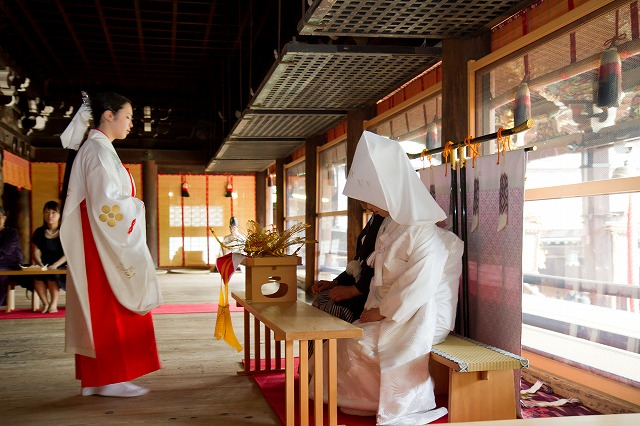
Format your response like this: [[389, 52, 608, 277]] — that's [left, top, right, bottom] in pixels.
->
[[0, 303, 243, 320], [250, 358, 448, 425], [0, 307, 66, 319], [152, 302, 242, 314]]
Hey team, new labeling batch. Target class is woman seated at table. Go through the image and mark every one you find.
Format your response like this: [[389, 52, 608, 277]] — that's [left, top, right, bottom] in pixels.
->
[[32, 201, 66, 313], [311, 131, 463, 425], [0, 205, 24, 307]]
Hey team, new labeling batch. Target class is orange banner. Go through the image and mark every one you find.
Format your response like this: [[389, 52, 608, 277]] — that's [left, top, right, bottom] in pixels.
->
[[2, 150, 31, 190]]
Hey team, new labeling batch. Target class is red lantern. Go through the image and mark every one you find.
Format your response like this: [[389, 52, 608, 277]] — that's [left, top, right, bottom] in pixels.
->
[[225, 181, 233, 197], [181, 181, 190, 197]]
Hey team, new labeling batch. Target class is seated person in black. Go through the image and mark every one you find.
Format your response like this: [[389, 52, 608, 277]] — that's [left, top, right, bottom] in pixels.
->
[[0, 206, 23, 307], [311, 210, 384, 323], [31, 201, 67, 313]]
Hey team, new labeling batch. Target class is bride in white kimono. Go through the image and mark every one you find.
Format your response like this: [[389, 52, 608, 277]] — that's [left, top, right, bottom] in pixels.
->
[[312, 131, 463, 425]]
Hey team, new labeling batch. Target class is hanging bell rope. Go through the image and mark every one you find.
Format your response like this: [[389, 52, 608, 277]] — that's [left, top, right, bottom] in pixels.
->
[[407, 118, 534, 160], [464, 136, 480, 168], [442, 141, 454, 176], [420, 148, 433, 166], [496, 127, 512, 165]]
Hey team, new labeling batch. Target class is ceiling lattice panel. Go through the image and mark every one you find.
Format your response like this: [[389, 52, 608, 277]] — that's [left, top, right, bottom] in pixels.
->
[[299, 0, 527, 38], [215, 139, 304, 160], [208, 109, 344, 170], [208, 41, 440, 171], [205, 159, 276, 173], [251, 42, 441, 110], [232, 111, 345, 138]]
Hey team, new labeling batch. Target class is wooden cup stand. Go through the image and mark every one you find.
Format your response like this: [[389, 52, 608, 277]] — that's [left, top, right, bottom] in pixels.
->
[[242, 255, 301, 302]]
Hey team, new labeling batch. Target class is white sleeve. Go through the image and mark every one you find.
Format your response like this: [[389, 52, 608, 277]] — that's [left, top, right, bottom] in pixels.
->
[[82, 147, 144, 247], [80, 145, 162, 314], [378, 227, 447, 323]]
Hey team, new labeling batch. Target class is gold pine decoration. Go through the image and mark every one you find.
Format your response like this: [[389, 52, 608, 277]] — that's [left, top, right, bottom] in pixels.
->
[[210, 220, 314, 257]]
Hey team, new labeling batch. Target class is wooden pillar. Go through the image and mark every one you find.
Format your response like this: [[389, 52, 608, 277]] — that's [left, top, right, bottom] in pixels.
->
[[0, 147, 4, 200], [345, 107, 375, 261], [255, 170, 267, 229], [17, 188, 30, 263], [143, 159, 158, 266], [304, 135, 322, 291], [441, 35, 491, 145], [0, 182, 28, 261], [275, 158, 286, 232]]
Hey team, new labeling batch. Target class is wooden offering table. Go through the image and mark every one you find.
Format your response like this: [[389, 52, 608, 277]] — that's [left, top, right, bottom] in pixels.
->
[[1, 268, 67, 312], [231, 292, 362, 426]]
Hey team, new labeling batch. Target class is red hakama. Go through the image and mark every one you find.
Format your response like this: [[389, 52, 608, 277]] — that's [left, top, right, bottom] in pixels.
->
[[75, 201, 161, 387]]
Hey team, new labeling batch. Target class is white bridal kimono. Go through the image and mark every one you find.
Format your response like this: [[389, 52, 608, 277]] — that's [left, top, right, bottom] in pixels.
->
[[311, 131, 462, 425], [318, 219, 461, 425], [61, 129, 162, 357]]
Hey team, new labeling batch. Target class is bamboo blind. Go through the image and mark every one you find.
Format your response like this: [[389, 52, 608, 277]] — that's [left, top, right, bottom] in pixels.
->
[[491, 0, 594, 51]]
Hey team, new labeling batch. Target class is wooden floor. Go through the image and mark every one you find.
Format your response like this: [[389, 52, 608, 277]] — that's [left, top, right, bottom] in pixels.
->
[[0, 270, 289, 425]]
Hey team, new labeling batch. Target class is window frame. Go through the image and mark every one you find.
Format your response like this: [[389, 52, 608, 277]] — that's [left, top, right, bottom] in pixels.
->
[[469, 0, 639, 389]]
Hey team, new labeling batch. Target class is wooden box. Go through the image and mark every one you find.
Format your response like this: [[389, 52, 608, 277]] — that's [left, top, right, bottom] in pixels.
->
[[242, 256, 301, 302]]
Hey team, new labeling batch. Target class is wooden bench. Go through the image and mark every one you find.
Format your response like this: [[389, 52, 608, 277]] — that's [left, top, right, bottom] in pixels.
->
[[1, 268, 67, 312], [429, 334, 529, 423], [231, 291, 362, 426]]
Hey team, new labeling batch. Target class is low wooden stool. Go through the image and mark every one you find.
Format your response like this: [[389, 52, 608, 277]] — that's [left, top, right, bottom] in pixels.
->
[[429, 334, 529, 423]]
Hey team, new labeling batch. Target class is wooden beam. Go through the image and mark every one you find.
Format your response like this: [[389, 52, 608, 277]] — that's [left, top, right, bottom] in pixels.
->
[[143, 160, 159, 266], [441, 35, 491, 145], [15, 0, 65, 70], [275, 158, 285, 232], [56, 0, 93, 74], [133, 0, 147, 71], [32, 147, 208, 167], [346, 106, 375, 261], [305, 134, 322, 291], [255, 170, 267, 229]]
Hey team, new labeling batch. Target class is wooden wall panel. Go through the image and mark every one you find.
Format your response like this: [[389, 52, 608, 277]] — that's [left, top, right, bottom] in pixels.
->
[[157, 174, 256, 268], [30, 163, 63, 233]]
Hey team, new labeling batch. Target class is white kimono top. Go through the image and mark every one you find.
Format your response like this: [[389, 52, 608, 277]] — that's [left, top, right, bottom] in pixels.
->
[[61, 129, 163, 357]]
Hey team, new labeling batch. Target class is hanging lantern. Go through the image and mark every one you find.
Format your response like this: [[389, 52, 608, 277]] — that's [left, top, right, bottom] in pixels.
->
[[425, 119, 440, 151], [327, 167, 335, 186], [596, 46, 622, 108], [225, 179, 233, 197], [514, 81, 531, 126], [181, 180, 190, 197], [595, 9, 625, 109]]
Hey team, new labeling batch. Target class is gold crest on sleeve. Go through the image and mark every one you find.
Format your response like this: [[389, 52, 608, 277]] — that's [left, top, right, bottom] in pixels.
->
[[99, 204, 124, 227]]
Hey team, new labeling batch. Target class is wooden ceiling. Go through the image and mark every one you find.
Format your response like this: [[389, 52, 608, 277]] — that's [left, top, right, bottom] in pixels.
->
[[0, 0, 532, 173]]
